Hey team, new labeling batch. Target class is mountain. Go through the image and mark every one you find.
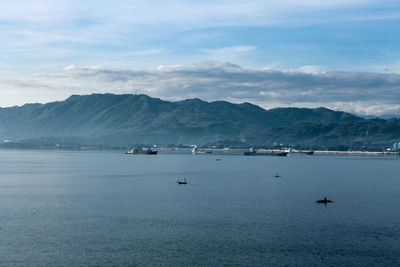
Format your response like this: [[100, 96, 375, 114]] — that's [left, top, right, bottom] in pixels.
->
[[0, 93, 398, 149]]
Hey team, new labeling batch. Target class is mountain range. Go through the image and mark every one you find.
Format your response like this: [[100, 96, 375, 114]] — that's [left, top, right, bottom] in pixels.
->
[[0, 93, 399, 150]]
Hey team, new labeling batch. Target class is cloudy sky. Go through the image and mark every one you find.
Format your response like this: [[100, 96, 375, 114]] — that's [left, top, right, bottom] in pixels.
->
[[1, 0, 400, 116]]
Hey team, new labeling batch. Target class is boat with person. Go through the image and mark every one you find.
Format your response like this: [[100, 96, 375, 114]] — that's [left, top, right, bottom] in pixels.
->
[[125, 147, 158, 155], [177, 178, 187, 184], [244, 147, 288, 156], [316, 197, 333, 204]]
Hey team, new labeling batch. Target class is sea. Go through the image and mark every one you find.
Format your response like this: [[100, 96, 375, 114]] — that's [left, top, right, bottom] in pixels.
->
[[0, 149, 399, 266]]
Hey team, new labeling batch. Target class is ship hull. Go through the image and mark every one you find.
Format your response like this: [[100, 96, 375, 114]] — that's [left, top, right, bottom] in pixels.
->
[[244, 151, 288, 156], [292, 151, 314, 155], [125, 151, 158, 155]]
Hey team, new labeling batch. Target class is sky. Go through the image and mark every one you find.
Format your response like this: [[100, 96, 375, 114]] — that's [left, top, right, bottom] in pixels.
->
[[0, 0, 400, 116]]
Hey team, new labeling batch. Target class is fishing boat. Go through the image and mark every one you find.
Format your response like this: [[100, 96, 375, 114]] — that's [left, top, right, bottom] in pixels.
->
[[316, 197, 333, 204], [273, 172, 281, 178], [177, 178, 187, 184]]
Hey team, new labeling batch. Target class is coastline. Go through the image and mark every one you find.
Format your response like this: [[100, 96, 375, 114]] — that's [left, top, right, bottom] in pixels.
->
[[314, 150, 400, 156]]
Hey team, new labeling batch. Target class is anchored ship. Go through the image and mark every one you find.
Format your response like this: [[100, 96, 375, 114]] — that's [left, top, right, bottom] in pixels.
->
[[125, 147, 158, 155], [244, 147, 288, 156], [286, 148, 314, 155], [192, 146, 212, 154]]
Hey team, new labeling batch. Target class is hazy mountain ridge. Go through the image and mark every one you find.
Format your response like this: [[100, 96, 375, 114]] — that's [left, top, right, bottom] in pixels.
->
[[0, 93, 398, 149]]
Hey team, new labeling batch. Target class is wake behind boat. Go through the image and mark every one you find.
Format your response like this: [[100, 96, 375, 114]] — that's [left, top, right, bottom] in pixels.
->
[[125, 147, 158, 155], [244, 147, 288, 156]]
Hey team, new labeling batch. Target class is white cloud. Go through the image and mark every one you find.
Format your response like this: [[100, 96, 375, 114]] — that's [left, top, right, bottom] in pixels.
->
[[1, 1, 395, 26], [0, 0, 398, 74], [201, 46, 256, 54], [1, 62, 400, 116], [64, 65, 75, 71], [1, 1, 398, 51], [383, 61, 400, 74], [198, 46, 256, 62], [297, 65, 326, 73]]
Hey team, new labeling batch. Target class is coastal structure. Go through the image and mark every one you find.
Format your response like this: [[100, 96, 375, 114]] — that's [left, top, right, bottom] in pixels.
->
[[393, 142, 400, 151]]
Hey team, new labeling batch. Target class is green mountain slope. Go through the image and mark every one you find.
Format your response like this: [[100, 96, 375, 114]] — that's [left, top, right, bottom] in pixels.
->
[[0, 93, 398, 149]]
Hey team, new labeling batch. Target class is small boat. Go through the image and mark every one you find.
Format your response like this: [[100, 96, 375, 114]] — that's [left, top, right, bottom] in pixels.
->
[[273, 172, 281, 178], [177, 178, 187, 184], [316, 197, 333, 204], [216, 158, 222, 161]]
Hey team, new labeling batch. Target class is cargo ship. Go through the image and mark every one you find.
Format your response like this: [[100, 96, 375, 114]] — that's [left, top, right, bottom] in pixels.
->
[[286, 148, 314, 155], [125, 147, 158, 155], [192, 146, 212, 154], [244, 147, 288, 156]]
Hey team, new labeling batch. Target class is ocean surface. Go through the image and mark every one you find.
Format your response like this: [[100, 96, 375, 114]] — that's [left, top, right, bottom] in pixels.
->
[[0, 150, 399, 266]]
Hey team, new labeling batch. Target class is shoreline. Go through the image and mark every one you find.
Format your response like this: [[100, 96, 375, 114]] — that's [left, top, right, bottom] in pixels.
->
[[0, 146, 399, 156], [314, 150, 400, 156]]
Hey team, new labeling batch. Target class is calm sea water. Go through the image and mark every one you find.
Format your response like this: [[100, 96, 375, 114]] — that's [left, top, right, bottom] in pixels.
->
[[0, 150, 399, 266]]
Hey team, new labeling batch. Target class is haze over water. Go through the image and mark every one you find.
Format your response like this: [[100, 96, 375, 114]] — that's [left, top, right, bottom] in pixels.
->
[[1, 150, 399, 265]]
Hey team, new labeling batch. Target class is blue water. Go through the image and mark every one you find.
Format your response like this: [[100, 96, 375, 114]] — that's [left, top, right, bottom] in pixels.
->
[[0, 150, 399, 266]]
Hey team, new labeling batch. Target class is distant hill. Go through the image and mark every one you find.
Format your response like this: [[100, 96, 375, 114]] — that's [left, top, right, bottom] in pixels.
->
[[0, 93, 399, 150]]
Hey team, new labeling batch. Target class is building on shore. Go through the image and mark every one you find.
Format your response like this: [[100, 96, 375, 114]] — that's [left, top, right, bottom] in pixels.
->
[[393, 142, 400, 151]]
